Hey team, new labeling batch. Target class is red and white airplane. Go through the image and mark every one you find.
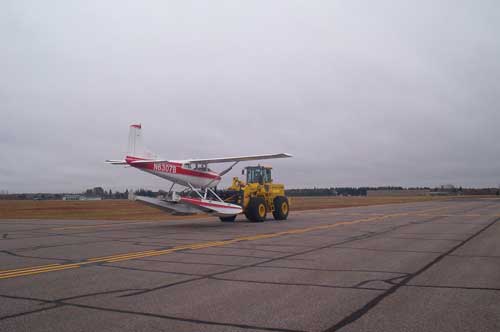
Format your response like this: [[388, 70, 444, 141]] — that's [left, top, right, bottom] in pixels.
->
[[107, 124, 292, 217]]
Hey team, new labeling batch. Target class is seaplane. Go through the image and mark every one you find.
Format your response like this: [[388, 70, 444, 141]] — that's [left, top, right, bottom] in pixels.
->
[[106, 124, 292, 218]]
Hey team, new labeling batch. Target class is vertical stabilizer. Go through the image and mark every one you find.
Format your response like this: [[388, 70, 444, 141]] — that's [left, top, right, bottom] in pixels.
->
[[127, 124, 156, 159], [128, 124, 143, 156]]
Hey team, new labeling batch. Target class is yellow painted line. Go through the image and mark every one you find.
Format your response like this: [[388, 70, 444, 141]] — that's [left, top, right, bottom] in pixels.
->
[[0, 205, 458, 280], [0, 265, 65, 277], [0, 263, 81, 279], [105, 250, 177, 263], [85, 252, 168, 264], [0, 264, 61, 274], [86, 250, 159, 262]]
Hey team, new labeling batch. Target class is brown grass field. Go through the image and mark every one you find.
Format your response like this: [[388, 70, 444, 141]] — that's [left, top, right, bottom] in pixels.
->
[[0, 196, 462, 221]]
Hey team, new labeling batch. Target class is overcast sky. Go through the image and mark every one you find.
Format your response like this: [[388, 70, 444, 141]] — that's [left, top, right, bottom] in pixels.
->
[[1, 1, 499, 193]]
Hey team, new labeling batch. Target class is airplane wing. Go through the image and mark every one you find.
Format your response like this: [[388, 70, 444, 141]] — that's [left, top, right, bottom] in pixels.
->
[[108, 153, 292, 165], [183, 153, 292, 164]]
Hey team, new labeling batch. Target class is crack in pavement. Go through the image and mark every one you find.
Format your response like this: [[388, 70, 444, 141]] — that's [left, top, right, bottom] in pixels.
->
[[399, 284, 500, 292], [100, 264, 206, 278], [0, 292, 306, 332], [257, 266, 410, 275], [208, 276, 387, 292], [0, 250, 72, 263], [331, 246, 444, 254]]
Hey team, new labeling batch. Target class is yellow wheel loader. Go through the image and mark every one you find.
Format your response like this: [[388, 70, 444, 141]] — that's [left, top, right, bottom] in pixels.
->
[[217, 166, 290, 222]]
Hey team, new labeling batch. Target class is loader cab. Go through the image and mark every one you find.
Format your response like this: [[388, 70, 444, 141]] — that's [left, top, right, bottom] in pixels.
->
[[244, 166, 272, 184]]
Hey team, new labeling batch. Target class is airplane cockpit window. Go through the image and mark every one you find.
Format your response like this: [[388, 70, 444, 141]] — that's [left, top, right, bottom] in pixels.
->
[[193, 163, 208, 171], [183, 163, 191, 169]]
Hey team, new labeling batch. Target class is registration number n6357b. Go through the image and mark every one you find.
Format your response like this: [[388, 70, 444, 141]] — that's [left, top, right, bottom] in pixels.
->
[[153, 163, 177, 173]]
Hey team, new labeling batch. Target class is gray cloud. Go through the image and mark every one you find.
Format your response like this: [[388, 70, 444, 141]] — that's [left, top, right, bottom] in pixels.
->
[[1, 0, 499, 192]]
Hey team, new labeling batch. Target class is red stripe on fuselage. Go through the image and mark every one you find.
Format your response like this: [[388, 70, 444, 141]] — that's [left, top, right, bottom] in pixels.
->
[[125, 156, 149, 162], [126, 157, 220, 180]]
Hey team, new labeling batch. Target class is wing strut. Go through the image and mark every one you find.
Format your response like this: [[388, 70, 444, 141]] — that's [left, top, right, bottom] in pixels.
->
[[218, 161, 239, 177], [201, 161, 239, 189]]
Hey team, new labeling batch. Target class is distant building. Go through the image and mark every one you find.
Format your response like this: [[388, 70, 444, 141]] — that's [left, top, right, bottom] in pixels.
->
[[62, 194, 82, 201], [367, 189, 430, 197]]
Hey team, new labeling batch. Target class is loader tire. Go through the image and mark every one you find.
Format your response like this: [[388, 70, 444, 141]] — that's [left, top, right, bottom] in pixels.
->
[[272, 196, 289, 220], [245, 197, 267, 222]]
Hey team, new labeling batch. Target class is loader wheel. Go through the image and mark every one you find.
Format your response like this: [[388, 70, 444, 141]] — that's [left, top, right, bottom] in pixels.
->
[[219, 215, 237, 222], [272, 196, 289, 220], [245, 197, 267, 222]]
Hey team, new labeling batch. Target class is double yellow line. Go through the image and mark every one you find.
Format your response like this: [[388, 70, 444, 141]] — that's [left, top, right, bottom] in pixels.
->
[[0, 205, 451, 280]]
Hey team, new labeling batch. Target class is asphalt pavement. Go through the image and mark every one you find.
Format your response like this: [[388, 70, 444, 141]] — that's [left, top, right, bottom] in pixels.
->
[[1, 198, 499, 332]]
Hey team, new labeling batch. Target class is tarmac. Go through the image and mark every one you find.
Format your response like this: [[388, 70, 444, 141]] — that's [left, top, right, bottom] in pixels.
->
[[0, 198, 499, 332]]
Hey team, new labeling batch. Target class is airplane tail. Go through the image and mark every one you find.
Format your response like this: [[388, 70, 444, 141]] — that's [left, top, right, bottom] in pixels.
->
[[106, 124, 157, 165], [126, 124, 156, 159]]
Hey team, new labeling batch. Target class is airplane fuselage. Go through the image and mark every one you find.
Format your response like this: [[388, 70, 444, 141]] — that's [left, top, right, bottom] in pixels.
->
[[125, 156, 221, 188]]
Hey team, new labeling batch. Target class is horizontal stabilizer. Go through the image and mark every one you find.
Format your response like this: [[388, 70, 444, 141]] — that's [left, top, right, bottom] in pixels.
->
[[105, 160, 128, 165]]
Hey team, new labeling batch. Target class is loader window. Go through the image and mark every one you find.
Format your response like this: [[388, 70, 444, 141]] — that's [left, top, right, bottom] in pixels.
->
[[264, 168, 272, 182], [246, 167, 271, 184], [246, 168, 259, 184]]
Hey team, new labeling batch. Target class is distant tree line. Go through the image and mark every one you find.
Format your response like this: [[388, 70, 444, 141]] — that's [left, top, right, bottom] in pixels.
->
[[85, 187, 129, 199], [286, 186, 500, 197], [0, 188, 132, 200], [285, 187, 432, 197], [133, 189, 157, 197], [1, 186, 499, 200], [285, 187, 364, 196]]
